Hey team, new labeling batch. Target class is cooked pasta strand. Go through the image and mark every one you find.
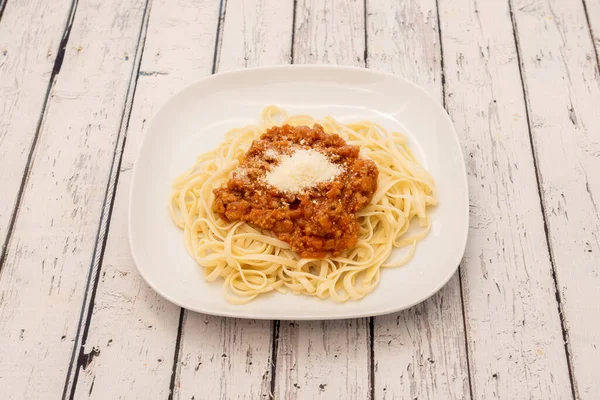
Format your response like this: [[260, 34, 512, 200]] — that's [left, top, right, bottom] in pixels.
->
[[169, 106, 436, 303]]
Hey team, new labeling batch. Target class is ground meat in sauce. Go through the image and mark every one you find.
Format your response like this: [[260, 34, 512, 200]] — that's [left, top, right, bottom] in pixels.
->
[[213, 124, 378, 258]]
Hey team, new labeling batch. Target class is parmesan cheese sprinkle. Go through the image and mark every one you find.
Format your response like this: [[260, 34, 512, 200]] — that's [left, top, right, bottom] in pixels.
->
[[264, 149, 278, 159], [265, 149, 342, 193]]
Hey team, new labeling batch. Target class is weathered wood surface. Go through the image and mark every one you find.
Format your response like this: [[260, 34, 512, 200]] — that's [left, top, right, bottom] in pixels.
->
[[0, 0, 149, 397], [276, 319, 370, 400], [0, 0, 74, 272], [585, 0, 600, 61], [511, 0, 600, 397], [367, 1, 470, 399], [0, 0, 598, 398], [440, 0, 573, 398]]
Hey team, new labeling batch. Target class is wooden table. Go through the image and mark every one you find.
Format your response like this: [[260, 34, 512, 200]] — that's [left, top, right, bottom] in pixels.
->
[[0, 0, 598, 398]]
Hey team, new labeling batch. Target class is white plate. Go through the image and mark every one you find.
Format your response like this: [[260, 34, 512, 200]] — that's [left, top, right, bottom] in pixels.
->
[[129, 65, 468, 320]]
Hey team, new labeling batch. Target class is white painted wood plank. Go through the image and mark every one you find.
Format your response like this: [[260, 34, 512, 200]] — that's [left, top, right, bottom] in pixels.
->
[[68, 1, 222, 398], [374, 291, 470, 400], [177, 315, 274, 399], [0, 0, 150, 397], [584, 0, 600, 58], [367, 2, 470, 399], [273, 1, 370, 399], [511, 0, 600, 397], [216, 0, 293, 70], [277, 319, 370, 400], [438, 0, 573, 398], [293, 0, 366, 65], [367, 0, 442, 98], [0, 0, 73, 262], [174, 1, 294, 399]]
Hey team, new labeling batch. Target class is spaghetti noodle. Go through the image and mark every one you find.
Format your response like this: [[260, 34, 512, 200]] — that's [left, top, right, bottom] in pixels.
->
[[169, 106, 437, 304]]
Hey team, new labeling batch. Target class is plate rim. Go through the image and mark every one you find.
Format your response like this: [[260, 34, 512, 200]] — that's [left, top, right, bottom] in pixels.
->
[[128, 64, 469, 320]]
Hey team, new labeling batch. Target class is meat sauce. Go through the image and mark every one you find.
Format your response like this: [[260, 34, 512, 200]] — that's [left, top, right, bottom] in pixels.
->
[[213, 124, 378, 258]]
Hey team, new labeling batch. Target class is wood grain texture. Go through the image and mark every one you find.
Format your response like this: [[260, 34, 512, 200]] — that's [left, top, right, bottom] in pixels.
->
[[0, 0, 73, 264], [0, 0, 593, 397], [584, 0, 600, 63], [0, 0, 7, 19], [173, 1, 294, 399], [216, 0, 294, 70], [439, 0, 573, 398], [67, 0, 221, 398], [293, 0, 365, 65], [177, 315, 274, 400], [511, 0, 600, 397], [366, 0, 443, 97], [0, 0, 149, 397], [273, 1, 370, 399], [367, 1, 470, 398], [277, 320, 370, 400]]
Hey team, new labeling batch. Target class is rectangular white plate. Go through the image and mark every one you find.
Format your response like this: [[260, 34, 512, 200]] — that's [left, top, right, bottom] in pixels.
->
[[129, 65, 469, 320]]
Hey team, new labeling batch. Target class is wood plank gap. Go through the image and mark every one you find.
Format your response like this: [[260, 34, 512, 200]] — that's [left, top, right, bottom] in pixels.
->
[[581, 0, 600, 71], [363, 0, 368, 68], [0, 0, 79, 276], [368, 317, 374, 400], [212, 0, 228, 74], [290, 0, 297, 63], [434, 0, 446, 104], [0, 0, 8, 24], [168, 309, 185, 400], [457, 266, 474, 400], [60, 0, 154, 397], [50, 0, 80, 77], [269, 320, 280, 399], [507, 1, 577, 398], [434, 2, 474, 398]]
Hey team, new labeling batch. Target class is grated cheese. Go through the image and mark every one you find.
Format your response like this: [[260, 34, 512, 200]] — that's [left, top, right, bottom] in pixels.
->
[[264, 149, 278, 159], [233, 168, 249, 180], [265, 149, 342, 193]]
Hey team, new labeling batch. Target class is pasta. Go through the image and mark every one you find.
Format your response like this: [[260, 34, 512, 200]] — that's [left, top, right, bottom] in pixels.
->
[[169, 106, 437, 304]]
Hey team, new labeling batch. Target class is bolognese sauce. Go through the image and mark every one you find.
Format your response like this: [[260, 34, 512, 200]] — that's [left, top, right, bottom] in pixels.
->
[[213, 124, 378, 258]]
